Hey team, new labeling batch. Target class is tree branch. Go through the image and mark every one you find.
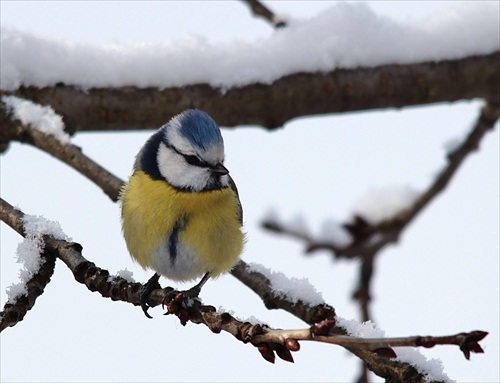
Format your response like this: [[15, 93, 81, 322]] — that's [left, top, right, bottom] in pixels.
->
[[260, 101, 499, 357], [242, 0, 287, 28], [0, 104, 124, 201], [231, 260, 337, 325], [0, 199, 56, 331], [1, 61, 496, 379], [0, 198, 488, 383], [262, 101, 499, 260], [0, 52, 497, 134]]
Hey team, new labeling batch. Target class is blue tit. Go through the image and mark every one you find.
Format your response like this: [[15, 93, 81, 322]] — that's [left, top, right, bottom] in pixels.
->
[[120, 109, 245, 317]]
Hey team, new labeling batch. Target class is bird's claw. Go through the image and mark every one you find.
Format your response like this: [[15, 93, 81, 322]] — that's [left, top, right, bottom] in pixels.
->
[[140, 273, 161, 319], [161, 286, 202, 326]]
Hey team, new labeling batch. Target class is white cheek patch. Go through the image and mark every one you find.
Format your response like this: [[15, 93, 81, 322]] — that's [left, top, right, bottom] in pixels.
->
[[157, 143, 211, 190]]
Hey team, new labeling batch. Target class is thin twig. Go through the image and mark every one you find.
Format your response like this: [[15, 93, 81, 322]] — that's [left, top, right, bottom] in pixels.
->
[[353, 251, 375, 322], [242, 0, 287, 28], [277, 101, 500, 258]]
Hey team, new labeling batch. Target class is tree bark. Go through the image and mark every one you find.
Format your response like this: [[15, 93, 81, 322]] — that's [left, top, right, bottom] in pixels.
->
[[1, 52, 498, 134]]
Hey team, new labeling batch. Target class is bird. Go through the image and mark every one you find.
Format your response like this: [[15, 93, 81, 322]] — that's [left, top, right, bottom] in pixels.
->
[[120, 109, 245, 318]]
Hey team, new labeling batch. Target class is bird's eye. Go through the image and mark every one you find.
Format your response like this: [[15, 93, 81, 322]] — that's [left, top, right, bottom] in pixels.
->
[[184, 154, 206, 167]]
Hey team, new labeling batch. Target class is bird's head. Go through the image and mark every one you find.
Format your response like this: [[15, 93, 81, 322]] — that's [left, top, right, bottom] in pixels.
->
[[135, 109, 229, 192]]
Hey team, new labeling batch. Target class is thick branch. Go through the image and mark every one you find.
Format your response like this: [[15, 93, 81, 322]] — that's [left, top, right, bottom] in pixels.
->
[[1, 52, 497, 134]]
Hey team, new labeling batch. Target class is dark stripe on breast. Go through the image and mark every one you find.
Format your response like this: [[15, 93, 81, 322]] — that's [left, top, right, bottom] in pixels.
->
[[168, 218, 186, 263]]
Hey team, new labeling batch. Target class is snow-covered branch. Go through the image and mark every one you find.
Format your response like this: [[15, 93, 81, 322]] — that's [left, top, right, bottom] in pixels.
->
[[0, 52, 497, 134], [262, 102, 499, 257], [0, 100, 123, 201], [0, 198, 143, 330], [231, 260, 336, 325], [0, 198, 488, 383], [0, 200, 57, 331], [261, 101, 499, 325]]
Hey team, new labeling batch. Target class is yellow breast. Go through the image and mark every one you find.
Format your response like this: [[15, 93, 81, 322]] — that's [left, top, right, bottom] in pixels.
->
[[120, 171, 244, 279]]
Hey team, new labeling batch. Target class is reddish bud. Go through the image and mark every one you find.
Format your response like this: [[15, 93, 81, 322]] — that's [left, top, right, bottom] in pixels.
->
[[470, 330, 488, 341], [461, 347, 471, 360], [285, 338, 300, 352], [459, 331, 488, 359], [276, 345, 294, 363], [257, 343, 275, 364]]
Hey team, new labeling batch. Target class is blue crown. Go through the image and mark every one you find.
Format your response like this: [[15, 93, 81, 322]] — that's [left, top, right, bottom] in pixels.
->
[[177, 110, 223, 150]]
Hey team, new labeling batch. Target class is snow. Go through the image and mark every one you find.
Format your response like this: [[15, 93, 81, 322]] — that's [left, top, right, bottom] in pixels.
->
[[108, 268, 136, 283], [351, 185, 420, 224], [396, 348, 454, 383], [243, 315, 267, 326], [285, 214, 311, 236], [5, 214, 70, 303], [22, 214, 70, 241], [2, 96, 70, 144], [246, 262, 324, 306], [1, 2, 498, 91], [262, 209, 311, 237], [336, 316, 385, 338], [217, 306, 267, 326], [317, 219, 352, 248], [337, 316, 453, 383]]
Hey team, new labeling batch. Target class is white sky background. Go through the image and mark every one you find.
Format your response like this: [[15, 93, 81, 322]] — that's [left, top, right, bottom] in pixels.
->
[[0, 1, 499, 382]]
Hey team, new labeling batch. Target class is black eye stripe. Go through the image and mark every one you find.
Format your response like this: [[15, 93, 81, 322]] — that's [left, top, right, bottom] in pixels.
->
[[184, 154, 208, 168], [164, 142, 209, 168]]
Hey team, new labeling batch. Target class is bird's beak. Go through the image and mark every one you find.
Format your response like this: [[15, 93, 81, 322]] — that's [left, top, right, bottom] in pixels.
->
[[211, 163, 229, 175]]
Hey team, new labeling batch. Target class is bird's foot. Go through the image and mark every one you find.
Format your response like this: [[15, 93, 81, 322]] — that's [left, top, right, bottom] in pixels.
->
[[140, 273, 161, 319], [162, 285, 202, 326]]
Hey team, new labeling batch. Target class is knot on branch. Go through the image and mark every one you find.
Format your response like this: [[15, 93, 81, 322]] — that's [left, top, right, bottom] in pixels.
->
[[310, 318, 336, 336]]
